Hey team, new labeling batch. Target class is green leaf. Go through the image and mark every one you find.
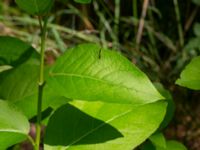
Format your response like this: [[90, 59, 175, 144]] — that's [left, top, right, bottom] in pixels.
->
[[15, 0, 54, 15], [0, 61, 39, 118], [48, 43, 164, 105], [141, 141, 156, 150], [193, 23, 200, 37], [0, 36, 39, 67], [45, 103, 123, 146], [156, 140, 187, 150], [149, 132, 166, 148], [184, 37, 200, 52], [176, 56, 200, 90], [0, 100, 29, 149], [192, 0, 200, 5], [154, 83, 175, 130], [74, 0, 92, 3], [44, 101, 167, 150], [0, 61, 59, 118]]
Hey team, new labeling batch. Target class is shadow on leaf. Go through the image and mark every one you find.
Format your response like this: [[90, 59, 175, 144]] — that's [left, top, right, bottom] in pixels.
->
[[44, 103, 123, 146]]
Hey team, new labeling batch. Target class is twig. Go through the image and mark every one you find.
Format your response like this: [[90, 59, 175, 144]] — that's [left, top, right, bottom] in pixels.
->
[[136, 0, 149, 49], [184, 6, 199, 33], [113, 0, 120, 49], [133, 0, 138, 35], [173, 0, 184, 47]]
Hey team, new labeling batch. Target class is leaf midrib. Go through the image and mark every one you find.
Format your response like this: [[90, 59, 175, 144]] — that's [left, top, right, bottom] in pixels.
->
[[0, 129, 27, 135], [65, 107, 133, 148], [50, 72, 161, 100]]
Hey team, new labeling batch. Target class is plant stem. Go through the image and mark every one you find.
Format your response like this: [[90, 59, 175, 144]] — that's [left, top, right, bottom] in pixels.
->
[[173, 0, 184, 47], [114, 0, 120, 49], [133, 0, 138, 35], [35, 16, 48, 150], [136, 0, 149, 49], [28, 135, 35, 147], [184, 6, 199, 33]]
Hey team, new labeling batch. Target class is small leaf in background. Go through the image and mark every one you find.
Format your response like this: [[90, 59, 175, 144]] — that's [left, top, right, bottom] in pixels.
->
[[0, 36, 39, 67], [48, 43, 164, 105], [193, 23, 200, 37], [15, 0, 54, 15], [140, 141, 155, 150], [184, 37, 200, 53], [149, 132, 166, 148], [154, 83, 175, 130], [44, 100, 167, 150], [141, 140, 187, 150], [176, 56, 200, 90], [156, 140, 187, 150], [0, 100, 29, 149], [192, 0, 200, 5], [74, 0, 92, 4]]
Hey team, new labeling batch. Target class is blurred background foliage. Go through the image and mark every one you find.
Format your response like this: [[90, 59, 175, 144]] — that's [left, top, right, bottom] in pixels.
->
[[0, 0, 200, 149]]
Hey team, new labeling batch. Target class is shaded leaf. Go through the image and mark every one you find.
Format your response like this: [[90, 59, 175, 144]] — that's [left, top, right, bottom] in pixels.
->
[[154, 83, 175, 130], [15, 0, 54, 15], [45, 104, 123, 146], [0, 36, 39, 67], [141, 140, 187, 150], [0, 61, 59, 118], [176, 56, 200, 90], [48, 43, 163, 105], [184, 37, 200, 52], [149, 132, 166, 148], [156, 140, 187, 150], [44, 100, 167, 150], [0, 100, 29, 149], [141, 141, 156, 150], [193, 23, 200, 37], [193, 0, 200, 5]]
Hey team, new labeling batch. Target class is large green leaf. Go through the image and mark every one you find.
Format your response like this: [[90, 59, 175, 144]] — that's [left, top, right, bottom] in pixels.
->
[[0, 36, 39, 67], [15, 0, 54, 15], [0, 100, 29, 149], [48, 43, 163, 105], [44, 101, 167, 150], [176, 56, 200, 90], [45, 103, 123, 146]]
